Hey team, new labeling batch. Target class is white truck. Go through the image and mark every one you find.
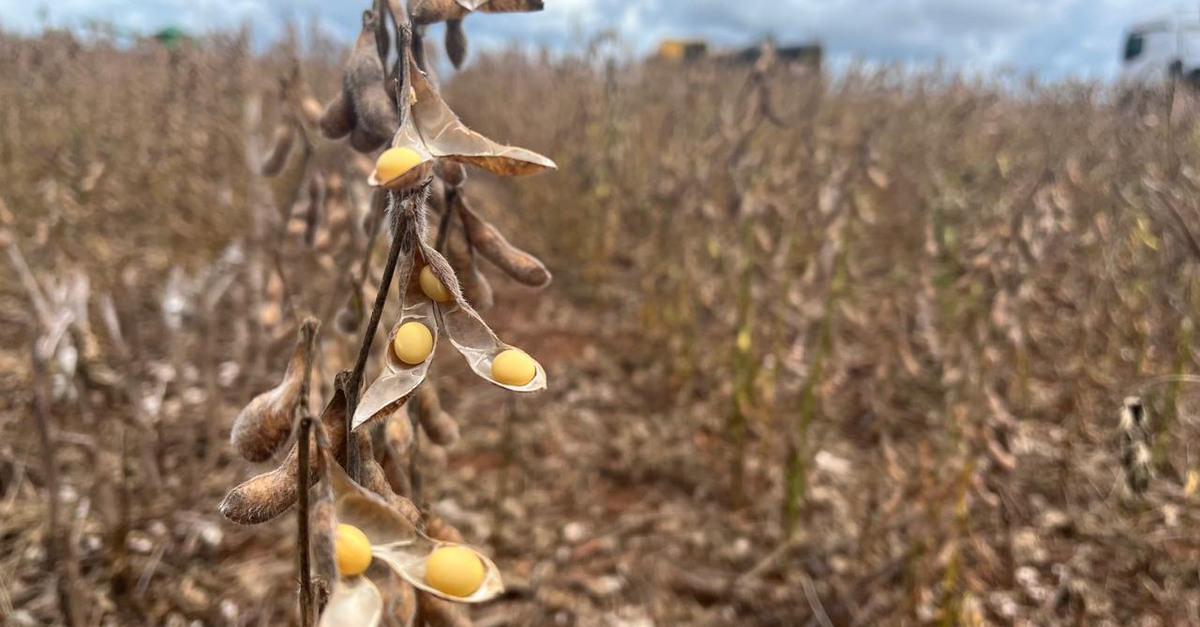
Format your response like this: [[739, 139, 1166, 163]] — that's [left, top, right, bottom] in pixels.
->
[[1120, 12, 1200, 86]]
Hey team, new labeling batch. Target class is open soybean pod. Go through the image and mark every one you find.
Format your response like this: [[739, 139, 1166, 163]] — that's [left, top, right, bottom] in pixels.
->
[[219, 371, 352, 525], [325, 460, 505, 604], [352, 250, 437, 431], [455, 193, 551, 288], [230, 318, 318, 462], [345, 10, 399, 153], [420, 242, 547, 392]]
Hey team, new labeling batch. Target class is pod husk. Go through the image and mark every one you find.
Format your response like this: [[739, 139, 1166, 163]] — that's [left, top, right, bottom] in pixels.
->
[[230, 318, 317, 462], [455, 193, 551, 287]]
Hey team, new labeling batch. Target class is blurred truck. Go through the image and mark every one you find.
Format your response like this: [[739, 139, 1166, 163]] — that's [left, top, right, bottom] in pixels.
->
[[1120, 12, 1200, 86]]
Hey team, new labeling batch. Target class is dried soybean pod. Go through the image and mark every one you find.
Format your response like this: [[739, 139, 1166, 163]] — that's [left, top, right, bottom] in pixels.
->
[[305, 171, 325, 248], [230, 318, 317, 462], [415, 384, 458, 447], [386, 407, 415, 453], [345, 11, 399, 149], [350, 124, 390, 154], [380, 448, 412, 497], [446, 222, 494, 310], [435, 159, 467, 188], [261, 118, 296, 177], [220, 371, 352, 525], [319, 92, 356, 140], [445, 19, 467, 69], [358, 431, 422, 524], [458, 197, 551, 287]]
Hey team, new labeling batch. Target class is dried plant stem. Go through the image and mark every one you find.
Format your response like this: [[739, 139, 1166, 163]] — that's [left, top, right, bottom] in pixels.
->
[[296, 317, 318, 626], [345, 189, 422, 479], [30, 343, 84, 627], [783, 222, 850, 534], [296, 414, 315, 627]]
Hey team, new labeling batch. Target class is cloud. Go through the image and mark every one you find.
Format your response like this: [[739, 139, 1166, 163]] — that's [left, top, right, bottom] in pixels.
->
[[0, 0, 1193, 79]]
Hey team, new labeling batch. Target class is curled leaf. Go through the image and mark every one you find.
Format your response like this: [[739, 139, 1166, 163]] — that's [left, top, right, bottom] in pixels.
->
[[319, 575, 383, 627]]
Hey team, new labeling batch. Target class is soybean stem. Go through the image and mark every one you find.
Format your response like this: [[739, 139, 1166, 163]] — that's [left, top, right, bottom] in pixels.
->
[[296, 415, 314, 627], [345, 189, 412, 481]]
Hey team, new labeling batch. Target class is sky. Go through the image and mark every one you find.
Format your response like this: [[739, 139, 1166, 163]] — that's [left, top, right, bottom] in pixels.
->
[[0, 0, 1195, 80]]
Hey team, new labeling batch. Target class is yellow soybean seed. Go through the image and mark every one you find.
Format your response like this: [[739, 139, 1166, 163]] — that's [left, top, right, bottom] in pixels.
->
[[425, 545, 485, 597], [335, 524, 372, 576], [374, 147, 425, 184], [393, 322, 434, 365], [419, 266, 454, 303], [491, 349, 536, 386]]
